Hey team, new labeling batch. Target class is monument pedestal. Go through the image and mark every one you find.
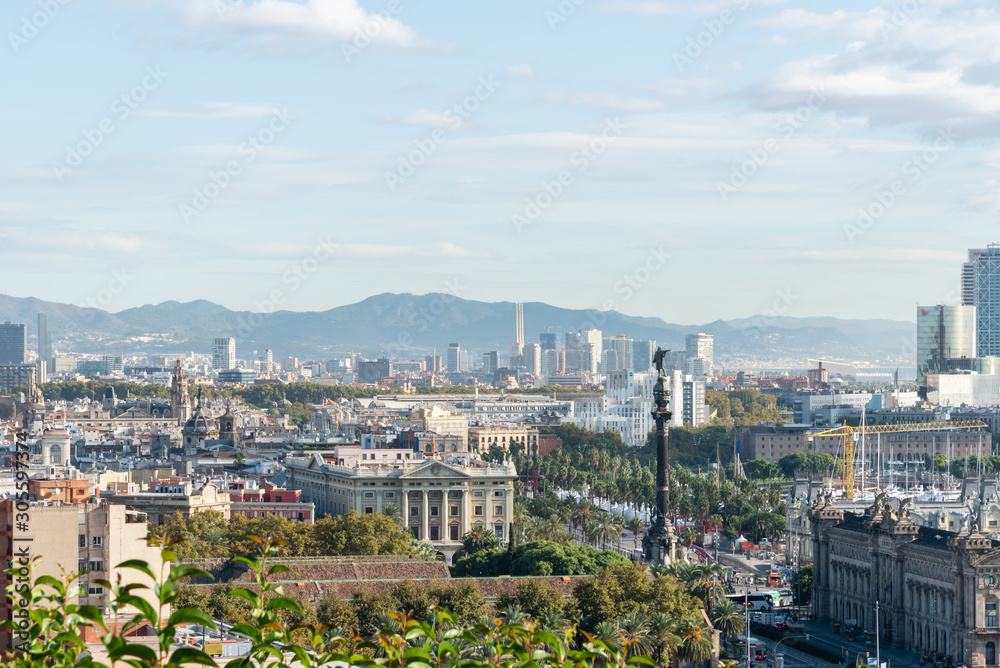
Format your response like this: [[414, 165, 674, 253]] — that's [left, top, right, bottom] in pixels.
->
[[643, 516, 680, 565]]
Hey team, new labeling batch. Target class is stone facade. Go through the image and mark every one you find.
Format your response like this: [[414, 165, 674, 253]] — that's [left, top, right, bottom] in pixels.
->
[[285, 454, 516, 547], [811, 493, 1000, 666]]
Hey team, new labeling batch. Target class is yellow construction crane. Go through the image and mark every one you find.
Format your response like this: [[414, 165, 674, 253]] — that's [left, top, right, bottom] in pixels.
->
[[809, 420, 990, 499]]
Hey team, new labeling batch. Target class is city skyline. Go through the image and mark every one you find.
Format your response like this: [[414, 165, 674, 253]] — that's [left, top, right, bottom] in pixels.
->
[[4, 1, 999, 323]]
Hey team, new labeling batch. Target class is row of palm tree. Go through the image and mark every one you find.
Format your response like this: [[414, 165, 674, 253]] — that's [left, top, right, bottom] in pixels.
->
[[592, 610, 714, 667], [516, 447, 790, 547], [323, 599, 713, 668]]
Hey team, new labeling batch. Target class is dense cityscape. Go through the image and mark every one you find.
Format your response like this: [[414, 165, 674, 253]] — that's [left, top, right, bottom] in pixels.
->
[[6, 0, 998, 665], [3, 247, 1000, 665]]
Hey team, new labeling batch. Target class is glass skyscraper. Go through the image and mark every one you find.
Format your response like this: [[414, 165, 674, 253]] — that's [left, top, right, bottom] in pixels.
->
[[0, 322, 26, 364], [974, 245, 1000, 357]]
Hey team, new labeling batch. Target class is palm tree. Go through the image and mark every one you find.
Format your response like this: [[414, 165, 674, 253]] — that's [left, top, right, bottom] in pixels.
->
[[617, 611, 653, 658], [381, 503, 405, 530], [233, 451, 246, 467], [461, 526, 499, 555], [539, 608, 570, 633], [628, 516, 645, 548], [710, 599, 745, 645], [593, 621, 620, 646], [675, 615, 713, 665], [498, 605, 528, 625], [648, 613, 680, 667]]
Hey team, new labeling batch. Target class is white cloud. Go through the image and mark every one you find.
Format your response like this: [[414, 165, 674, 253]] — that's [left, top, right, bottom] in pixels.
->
[[744, 5, 1000, 137], [506, 63, 537, 79], [603, 0, 790, 17], [183, 0, 424, 48], [382, 109, 465, 129]]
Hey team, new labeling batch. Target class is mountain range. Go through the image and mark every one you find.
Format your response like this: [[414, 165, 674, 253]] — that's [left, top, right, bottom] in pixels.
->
[[1, 293, 915, 367]]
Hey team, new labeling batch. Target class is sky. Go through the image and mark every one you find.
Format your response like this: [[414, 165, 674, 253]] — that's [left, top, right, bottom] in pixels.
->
[[2, 0, 999, 325]]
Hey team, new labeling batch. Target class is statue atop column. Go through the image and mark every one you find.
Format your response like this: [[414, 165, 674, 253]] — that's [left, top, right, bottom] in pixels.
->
[[643, 348, 679, 565]]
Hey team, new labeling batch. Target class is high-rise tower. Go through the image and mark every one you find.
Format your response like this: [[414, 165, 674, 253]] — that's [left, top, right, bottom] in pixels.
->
[[971, 245, 1000, 357], [510, 303, 525, 361], [0, 322, 26, 365], [212, 337, 236, 370], [37, 314, 51, 366]]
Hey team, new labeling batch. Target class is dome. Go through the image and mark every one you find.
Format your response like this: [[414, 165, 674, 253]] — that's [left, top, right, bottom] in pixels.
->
[[184, 414, 218, 433]]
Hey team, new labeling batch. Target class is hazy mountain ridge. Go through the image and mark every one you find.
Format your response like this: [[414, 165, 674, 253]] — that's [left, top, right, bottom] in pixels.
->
[[0, 293, 914, 365]]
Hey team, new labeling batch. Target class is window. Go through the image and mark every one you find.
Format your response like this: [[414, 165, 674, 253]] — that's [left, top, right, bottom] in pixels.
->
[[495, 505, 504, 515], [493, 491, 504, 498], [431, 506, 439, 516], [364, 507, 374, 514], [450, 505, 459, 516], [410, 506, 419, 517], [988, 643, 997, 666], [988, 603, 998, 628], [494, 525, 504, 540], [88, 561, 104, 572], [92, 537, 102, 547], [474, 505, 484, 516], [384, 492, 395, 499], [474, 491, 484, 498], [79, 535, 86, 549]]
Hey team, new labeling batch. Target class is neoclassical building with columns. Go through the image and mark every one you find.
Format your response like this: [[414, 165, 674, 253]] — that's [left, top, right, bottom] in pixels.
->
[[811, 493, 1000, 667], [284, 453, 516, 546]]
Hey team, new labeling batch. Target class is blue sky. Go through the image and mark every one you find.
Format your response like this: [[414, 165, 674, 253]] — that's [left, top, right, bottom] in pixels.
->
[[2, 0, 998, 324]]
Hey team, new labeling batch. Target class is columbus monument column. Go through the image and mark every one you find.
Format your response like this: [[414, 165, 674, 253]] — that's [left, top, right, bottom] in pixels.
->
[[643, 348, 680, 565]]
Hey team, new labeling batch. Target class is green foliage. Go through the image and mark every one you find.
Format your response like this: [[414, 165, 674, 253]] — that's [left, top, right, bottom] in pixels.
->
[[2, 536, 697, 668], [742, 459, 781, 481], [497, 580, 566, 620], [153, 510, 413, 559], [706, 389, 781, 426], [451, 541, 628, 578], [793, 564, 813, 605], [777, 453, 840, 478], [925, 453, 948, 473], [572, 563, 703, 633]]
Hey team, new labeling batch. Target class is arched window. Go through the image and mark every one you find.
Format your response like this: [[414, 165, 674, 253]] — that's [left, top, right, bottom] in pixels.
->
[[988, 643, 997, 666]]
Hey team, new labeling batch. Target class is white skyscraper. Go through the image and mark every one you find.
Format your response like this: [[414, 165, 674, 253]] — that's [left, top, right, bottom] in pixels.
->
[[583, 329, 602, 373], [447, 343, 462, 372], [212, 337, 236, 370], [685, 333, 714, 376]]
